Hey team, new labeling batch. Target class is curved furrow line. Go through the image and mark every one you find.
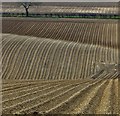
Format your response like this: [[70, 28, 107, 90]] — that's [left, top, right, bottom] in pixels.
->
[[67, 23, 76, 42], [13, 22, 30, 35], [45, 23, 58, 38], [37, 23, 49, 37], [17, 40, 38, 80], [77, 79, 109, 114], [60, 23, 74, 42], [2, 81, 43, 92], [2, 81, 40, 91], [2, 35, 29, 66], [84, 23, 94, 78], [114, 79, 118, 114], [34, 23, 45, 36], [39, 23, 54, 38], [98, 23, 105, 62], [58, 25, 78, 79], [25, 40, 50, 80], [5, 38, 33, 80], [76, 23, 85, 43], [58, 23, 73, 41], [10, 22, 24, 34], [2, 21, 16, 33], [45, 41, 62, 80], [14, 40, 38, 80], [67, 43, 79, 79], [95, 79, 113, 114], [109, 23, 113, 62], [6, 37, 33, 79], [70, 23, 78, 42], [2, 79, 74, 95], [82, 23, 93, 78], [74, 24, 86, 78], [18, 39, 43, 80], [46, 79, 105, 114], [24, 39, 49, 80], [66, 80, 108, 114], [112, 23, 117, 62], [115, 23, 119, 63], [24, 22, 39, 35], [2, 82, 58, 101], [79, 23, 91, 78], [107, 71, 118, 79], [2, 34, 15, 45], [58, 41, 73, 80], [2, 34, 19, 61], [8, 22, 22, 33], [3, 83, 64, 108], [70, 42, 83, 79], [31, 40, 52, 80], [106, 23, 112, 62], [113, 72, 119, 79], [98, 23, 105, 64], [111, 79, 118, 114], [19, 22, 36, 35], [52, 42, 68, 80], [85, 23, 97, 77], [91, 24, 102, 74], [60, 42, 74, 79], [58, 23, 70, 41], [103, 24, 109, 63], [2, 38, 27, 79], [13, 81, 94, 114], [34, 40, 54, 80], [50, 22, 63, 40], [3, 20, 118, 48], [40, 40, 60, 80], [96, 70, 113, 80], [2, 82, 86, 114], [27, 23, 41, 37], [2, 19, 118, 80], [2, 79, 54, 85], [79, 44, 89, 79], [51, 23, 67, 40], [64, 42, 78, 79]]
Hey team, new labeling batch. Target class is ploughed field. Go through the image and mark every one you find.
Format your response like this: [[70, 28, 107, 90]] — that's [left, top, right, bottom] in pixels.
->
[[1, 2, 118, 15], [2, 79, 119, 114], [2, 18, 118, 48], [2, 18, 119, 114]]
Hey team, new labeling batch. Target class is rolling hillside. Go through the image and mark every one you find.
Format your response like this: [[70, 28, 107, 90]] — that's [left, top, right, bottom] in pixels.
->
[[2, 33, 118, 80], [2, 17, 119, 115]]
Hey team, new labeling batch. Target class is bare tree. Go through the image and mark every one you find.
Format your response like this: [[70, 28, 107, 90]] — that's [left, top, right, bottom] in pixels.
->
[[22, 2, 31, 17]]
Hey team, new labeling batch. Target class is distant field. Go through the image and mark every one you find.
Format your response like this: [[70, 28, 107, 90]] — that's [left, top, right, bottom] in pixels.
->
[[2, 2, 118, 14], [1, 2, 119, 19], [2, 6, 118, 14]]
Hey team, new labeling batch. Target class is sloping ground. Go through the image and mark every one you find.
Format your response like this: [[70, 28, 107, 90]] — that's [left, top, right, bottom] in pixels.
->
[[2, 78, 119, 114], [2, 33, 118, 80], [2, 18, 119, 115], [2, 19, 118, 48]]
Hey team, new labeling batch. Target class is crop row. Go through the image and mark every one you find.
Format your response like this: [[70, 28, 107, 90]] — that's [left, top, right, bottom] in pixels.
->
[[2, 78, 118, 114], [2, 33, 118, 80]]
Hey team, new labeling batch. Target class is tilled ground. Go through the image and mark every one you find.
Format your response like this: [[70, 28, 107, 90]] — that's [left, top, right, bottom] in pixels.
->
[[2, 78, 118, 115]]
